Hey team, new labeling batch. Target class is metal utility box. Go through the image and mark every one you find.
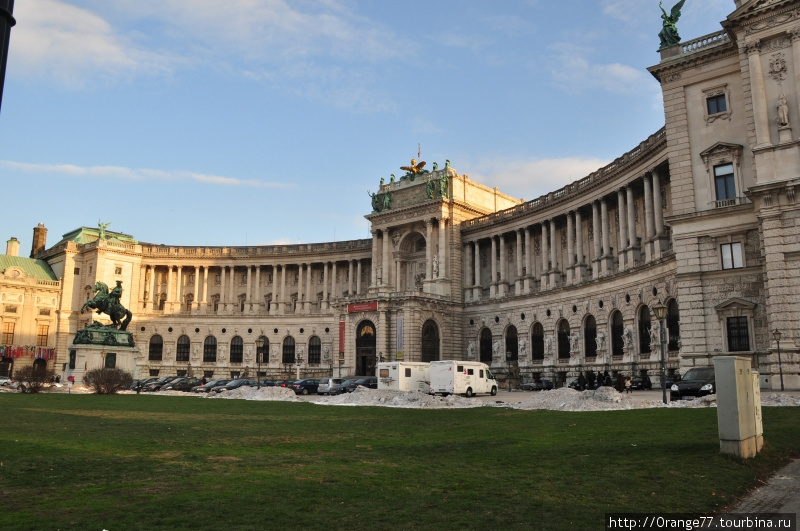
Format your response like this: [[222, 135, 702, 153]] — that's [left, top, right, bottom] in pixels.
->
[[713, 356, 763, 458]]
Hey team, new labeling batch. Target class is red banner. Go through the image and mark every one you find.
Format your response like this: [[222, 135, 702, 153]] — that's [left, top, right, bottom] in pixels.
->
[[339, 321, 346, 355], [347, 301, 378, 313]]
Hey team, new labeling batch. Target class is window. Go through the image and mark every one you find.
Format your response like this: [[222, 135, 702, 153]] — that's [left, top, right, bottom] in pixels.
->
[[707, 94, 727, 115], [114, 266, 122, 275], [531, 323, 545, 361], [69, 350, 76, 370], [584, 316, 597, 358], [727, 316, 750, 352], [204, 336, 217, 363], [505, 326, 518, 361], [611, 311, 624, 357], [557, 320, 570, 359], [480, 328, 493, 363], [230, 337, 243, 363], [74, 268, 80, 275], [667, 299, 681, 351], [39, 309, 51, 316], [721, 243, 744, 270], [36, 324, 49, 346], [404, 368, 411, 377], [256, 336, 269, 364], [638, 306, 652, 354], [176, 335, 190, 362], [282, 337, 296, 364], [714, 164, 736, 201], [467, 368, 474, 375], [308, 336, 321, 364], [148, 335, 163, 361], [3, 322, 15, 344]]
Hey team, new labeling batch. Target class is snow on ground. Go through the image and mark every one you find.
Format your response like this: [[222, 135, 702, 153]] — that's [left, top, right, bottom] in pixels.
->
[[315, 387, 491, 409], [205, 385, 301, 402]]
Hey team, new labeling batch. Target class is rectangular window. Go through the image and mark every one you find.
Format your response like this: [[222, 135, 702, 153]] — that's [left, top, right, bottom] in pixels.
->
[[714, 164, 736, 201], [2, 322, 14, 344], [727, 316, 750, 352], [721, 243, 744, 270], [74, 268, 80, 275], [457, 365, 464, 373], [707, 94, 727, 115], [39, 309, 51, 316], [114, 266, 122, 275], [404, 368, 411, 377], [36, 324, 49, 346], [104, 353, 117, 369], [467, 368, 474, 375]]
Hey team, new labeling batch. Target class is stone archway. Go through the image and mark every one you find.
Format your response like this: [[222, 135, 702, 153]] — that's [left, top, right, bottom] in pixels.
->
[[356, 321, 377, 376], [421, 320, 440, 362]]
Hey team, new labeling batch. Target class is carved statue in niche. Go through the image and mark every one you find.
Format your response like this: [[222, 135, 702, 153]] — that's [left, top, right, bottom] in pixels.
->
[[432, 255, 439, 277], [649, 321, 660, 346], [595, 330, 606, 351], [492, 339, 501, 359], [777, 93, 790, 127], [245, 346, 253, 362], [544, 336, 554, 357], [570, 333, 580, 353], [518, 338, 527, 358], [192, 346, 199, 361], [467, 341, 475, 359], [622, 327, 634, 350]]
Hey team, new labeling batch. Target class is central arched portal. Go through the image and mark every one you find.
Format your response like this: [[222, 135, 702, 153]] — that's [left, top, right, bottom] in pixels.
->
[[421, 320, 440, 362], [356, 321, 377, 376]]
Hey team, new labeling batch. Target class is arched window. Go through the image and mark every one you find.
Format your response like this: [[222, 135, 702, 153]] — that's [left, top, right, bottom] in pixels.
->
[[611, 311, 624, 357], [149, 335, 163, 361], [308, 336, 321, 364], [203, 336, 217, 363], [283, 336, 296, 364], [584, 315, 597, 358], [256, 336, 269, 364], [230, 336, 244, 363], [638, 305, 652, 354], [176, 335, 190, 362], [557, 320, 570, 359], [531, 323, 544, 360], [421, 320, 440, 363], [479, 328, 493, 363], [505, 326, 518, 361], [667, 299, 680, 351]]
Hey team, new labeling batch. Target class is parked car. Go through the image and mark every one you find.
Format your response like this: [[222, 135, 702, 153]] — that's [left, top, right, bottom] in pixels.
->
[[317, 377, 346, 395], [629, 376, 652, 390], [329, 378, 359, 395], [664, 373, 682, 388], [142, 376, 180, 392], [670, 367, 715, 400], [521, 379, 554, 391], [191, 379, 230, 393], [0, 376, 12, 386], [290, 378, 320, 395], [162, 377, 202, 392], [344, 377, 377, 393], [211, 379, 257, 393], [130, 377, 159, 391]]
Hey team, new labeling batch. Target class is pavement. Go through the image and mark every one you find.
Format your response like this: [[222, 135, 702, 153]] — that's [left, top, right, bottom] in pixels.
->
[[729, 458, 800, 530]]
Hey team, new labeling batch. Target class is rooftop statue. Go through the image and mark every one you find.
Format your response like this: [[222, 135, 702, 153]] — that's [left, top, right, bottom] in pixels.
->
[[658, 0, 686, 49], [401, 158, 426, 174], [98, 220, 111, 240]]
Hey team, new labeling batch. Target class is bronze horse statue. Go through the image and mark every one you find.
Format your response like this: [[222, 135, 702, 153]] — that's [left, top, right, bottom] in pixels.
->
[[81, 281, 133, 331]]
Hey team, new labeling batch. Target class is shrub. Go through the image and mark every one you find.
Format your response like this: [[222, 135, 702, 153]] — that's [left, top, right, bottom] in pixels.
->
[[14, 365, 56, 393], [84, 368, 134, 395]]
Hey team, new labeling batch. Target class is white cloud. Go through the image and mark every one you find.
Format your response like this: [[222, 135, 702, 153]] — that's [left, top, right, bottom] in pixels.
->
[[468, 156, 611, 200], [547, 42, 651, 94], [0, 160, 291, 189], [10, 0, 174, 87]]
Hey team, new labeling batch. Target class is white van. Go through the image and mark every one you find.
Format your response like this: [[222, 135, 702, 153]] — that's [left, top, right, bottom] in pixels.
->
[[430, 361, 498, 397], [377, 362, 430, 392]]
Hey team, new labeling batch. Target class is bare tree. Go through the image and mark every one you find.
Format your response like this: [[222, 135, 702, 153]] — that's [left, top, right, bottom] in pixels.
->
[[83, 368, 134, 395], [14, 365, 55, 393]]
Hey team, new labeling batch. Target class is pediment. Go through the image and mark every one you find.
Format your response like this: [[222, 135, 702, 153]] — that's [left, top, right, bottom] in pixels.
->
[[700, 142, 744, 158], [715, 297, 757, 312], [730, 0, 792, 19], [2, 266, 27, 279]]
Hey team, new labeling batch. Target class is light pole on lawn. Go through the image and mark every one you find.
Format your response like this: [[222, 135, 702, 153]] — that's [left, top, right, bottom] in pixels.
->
[[652, 301, 668, 404], [772, 329, 785, 391], [255, 337, 264, 389]]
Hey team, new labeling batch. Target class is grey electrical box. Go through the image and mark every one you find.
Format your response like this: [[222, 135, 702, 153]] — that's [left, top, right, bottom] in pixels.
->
[[714, 356, 763, 458]]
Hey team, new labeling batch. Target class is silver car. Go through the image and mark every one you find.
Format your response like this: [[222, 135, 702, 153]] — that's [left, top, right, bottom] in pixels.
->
[[317, 377, 345, 395]]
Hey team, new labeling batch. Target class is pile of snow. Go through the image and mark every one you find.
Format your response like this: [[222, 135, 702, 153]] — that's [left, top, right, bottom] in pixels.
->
[[206, 385, 300, 402], [761, 393, 800, 407], [315, 387, 494, 409], [511, 387, 668, 412]]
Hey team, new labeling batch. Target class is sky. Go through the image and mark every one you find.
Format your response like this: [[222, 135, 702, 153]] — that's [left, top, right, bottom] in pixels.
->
[[1, 0, 734, 254]]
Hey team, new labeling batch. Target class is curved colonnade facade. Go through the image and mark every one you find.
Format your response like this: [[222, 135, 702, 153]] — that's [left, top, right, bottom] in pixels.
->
[[2, 0, 798, 388]]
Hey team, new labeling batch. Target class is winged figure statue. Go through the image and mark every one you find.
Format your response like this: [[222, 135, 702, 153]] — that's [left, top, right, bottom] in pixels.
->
[[658, 0, 686, 48], [400, 158, 427, 174]]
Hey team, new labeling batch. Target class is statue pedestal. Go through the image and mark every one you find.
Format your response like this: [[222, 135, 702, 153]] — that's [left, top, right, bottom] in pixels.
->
[[64, 323, 140, 384]]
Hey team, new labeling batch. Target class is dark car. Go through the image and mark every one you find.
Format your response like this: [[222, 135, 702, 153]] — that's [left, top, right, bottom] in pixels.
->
[[521, 379, 554, 391], [329, 378, 359, 395], [130, 377, 158, 391], [630, 376, 652, 390], [192, 379, 230, 393], [670, 367, 715, 400], [276, 379, 295, 388], [211, 379, 257, 393], [162, 377, 202, 392], [290, 378, 320, 395], [142, 376, 180, 392], [344, 377, 377, 393]]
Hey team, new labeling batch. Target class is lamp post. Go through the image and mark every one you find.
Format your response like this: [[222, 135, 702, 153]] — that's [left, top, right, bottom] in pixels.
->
[[773, 329, 785, 391], [255, 337, 264, 389], [652, 301, 668, 404]]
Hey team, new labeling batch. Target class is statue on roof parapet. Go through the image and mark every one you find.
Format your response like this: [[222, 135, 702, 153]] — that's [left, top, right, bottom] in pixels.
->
[[658, 0, 686, 49]]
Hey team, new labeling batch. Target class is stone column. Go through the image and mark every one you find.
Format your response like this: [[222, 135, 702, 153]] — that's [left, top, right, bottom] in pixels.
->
[[395, 259, 401, 292], [652, 167, 668, 257], [192, 266, 200, 311], [617, 188, 628, 271], [166, 265, 174, 312], [524, 227, 532, 293], [297, 263, 305, 314], [438, 218, 447, 278], [370, 230, 379, 288], [150, 266, 158, 311], [255, 266, 261, 314], [643, 174, 656, 262], [549, 219, 559, 288], [541, 223, 549, 289], [176, 267, 184, 312], [219, 266, 226, 313], [356, 260, 362, 295], [601, 199, 613, 275], [745, 41, 771, 147], [575, 210, 586, 282], [566, 213, 575, 285], [382, 230, 391, 287], [280, 265, 287, 315], [498, 234, 507, 297], [473, 240, 481, 301], [332, 261, 338, 301], [425, 220, 433, 284], [306, 263, 313, 312], [348, 260, 354, 297], [627, 186, 641, 266], [592, 202, 601, 280], [231, 265, 237, 313], [516, 229, 523, 293], [245, 265, 252, 313], [490, 236, 497, 298], [322, 262, 329, 310], [202, 266, 209, 307], [464, 243, 472, 301]]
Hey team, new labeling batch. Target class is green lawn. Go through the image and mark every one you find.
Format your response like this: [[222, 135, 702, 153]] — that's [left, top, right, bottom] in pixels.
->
[[1, 394, 798, 530]]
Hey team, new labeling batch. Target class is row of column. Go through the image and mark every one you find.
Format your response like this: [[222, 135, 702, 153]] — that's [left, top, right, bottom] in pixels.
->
[[370, 216, 449, 292], [141, 259, 367, 315], [465, 171, 667, 301]]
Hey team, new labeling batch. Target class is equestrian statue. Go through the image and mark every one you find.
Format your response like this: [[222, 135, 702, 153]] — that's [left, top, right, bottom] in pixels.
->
[[81, 280, 133, 331]]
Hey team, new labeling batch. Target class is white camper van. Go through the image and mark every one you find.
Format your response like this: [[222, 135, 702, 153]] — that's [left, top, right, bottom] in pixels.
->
[[430, 361, 498, 397], [377, 362, 430, 392]]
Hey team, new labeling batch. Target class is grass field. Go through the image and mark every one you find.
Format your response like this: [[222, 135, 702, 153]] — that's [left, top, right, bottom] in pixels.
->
[[1, 394, 798, 530]]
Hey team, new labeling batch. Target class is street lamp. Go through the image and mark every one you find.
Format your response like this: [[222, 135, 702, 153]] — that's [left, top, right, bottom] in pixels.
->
[[255, 337, 264, 389], [652, 301, 668, 404], [773, 329, 785, 391]]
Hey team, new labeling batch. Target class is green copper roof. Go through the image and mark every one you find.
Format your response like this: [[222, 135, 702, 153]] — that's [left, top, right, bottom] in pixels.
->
[[0, 255, 58, 281], [55, 227, 138, 246]]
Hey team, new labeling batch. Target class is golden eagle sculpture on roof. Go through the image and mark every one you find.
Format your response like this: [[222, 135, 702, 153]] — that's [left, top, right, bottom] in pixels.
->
[[400, 158, 426, 174]]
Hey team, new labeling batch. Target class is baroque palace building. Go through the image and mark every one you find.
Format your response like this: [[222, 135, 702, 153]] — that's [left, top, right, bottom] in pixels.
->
[[1, 0, 798, 388]]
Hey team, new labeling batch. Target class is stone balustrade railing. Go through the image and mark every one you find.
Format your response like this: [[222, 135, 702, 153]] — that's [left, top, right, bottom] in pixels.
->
[[681, 30, 730, 56]]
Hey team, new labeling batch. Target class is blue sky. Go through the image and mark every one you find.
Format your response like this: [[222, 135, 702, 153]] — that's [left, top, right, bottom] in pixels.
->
[[1, 0, 732, 254]]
